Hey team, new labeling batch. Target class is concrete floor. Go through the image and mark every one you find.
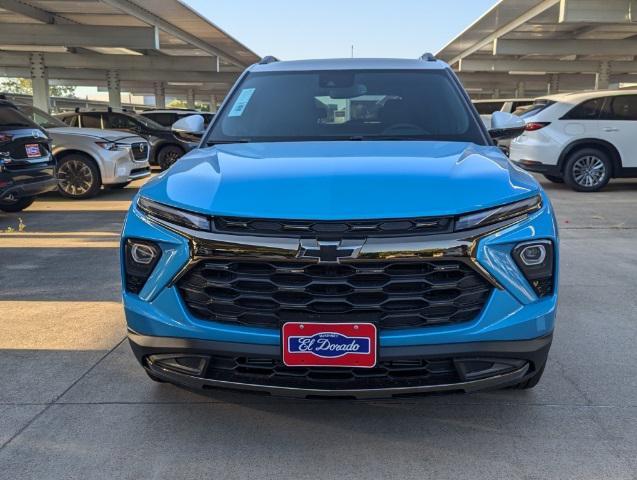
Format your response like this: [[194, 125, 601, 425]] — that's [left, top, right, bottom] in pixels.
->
[[0, 176, 636, 480]]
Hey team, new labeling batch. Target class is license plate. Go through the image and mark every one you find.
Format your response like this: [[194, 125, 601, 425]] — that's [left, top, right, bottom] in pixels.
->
[[25, 144, 41, 158], [282, 322, 377, 368]]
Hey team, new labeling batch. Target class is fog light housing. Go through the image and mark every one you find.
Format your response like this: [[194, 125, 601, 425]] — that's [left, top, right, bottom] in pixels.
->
[[512, 240, 554, 297], [147, 354, 208, 376], [124, 239, 161, 294]]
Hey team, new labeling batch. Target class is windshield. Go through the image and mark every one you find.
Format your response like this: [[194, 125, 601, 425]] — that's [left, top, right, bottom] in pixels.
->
[[132, 113, 166, 130], [19, 104, 67, 129], [206, 69, 485, 145]]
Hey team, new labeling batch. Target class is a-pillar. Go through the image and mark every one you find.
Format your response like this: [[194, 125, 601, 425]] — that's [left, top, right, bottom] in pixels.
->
[[153, 81, 166, 109], [595, 61, 610, 90], [107, 69, 122, 109], [30, 53, 50, 113], [186, 88, 196, 109]]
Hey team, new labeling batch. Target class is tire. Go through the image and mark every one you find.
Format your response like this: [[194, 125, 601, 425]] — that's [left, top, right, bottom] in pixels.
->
[[56, 154, 102, 199], [543, 174, 564, 184], [563, 148, 611, 192], [145, 370, 167, 383], [157, 145, 183, 171], [107, 181, 131, 190], [0, 196, 35, 212], [513, 363, 546, 390]]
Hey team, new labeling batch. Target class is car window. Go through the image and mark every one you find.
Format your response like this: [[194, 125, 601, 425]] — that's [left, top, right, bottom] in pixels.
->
[[562, 98, 605, 120], [473, 101, 504, 115], [106, 113, 138, 130], [60, 114, 78, 127], [511, 101, 533, 111], [0, 106, 37, 128], [514, 101, 555, 118], [208, 69, 486, 145], [81, 114, 102, 128], [606, 95, 637, 121], [19, 105, 67, 129], [143, 112, 175, 126]]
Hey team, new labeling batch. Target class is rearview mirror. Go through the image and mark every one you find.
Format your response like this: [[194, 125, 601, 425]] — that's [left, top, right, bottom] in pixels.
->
[[172, 114, 205, 141], [488, 111, 525, 140]]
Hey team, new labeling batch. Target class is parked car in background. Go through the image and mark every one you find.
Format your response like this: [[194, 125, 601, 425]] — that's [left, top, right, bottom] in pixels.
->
[[510, 89, 637, 191], [18, 104, 150, 199], [473, 98, 534, 129], [122, 57, 558, 398], [0, 100, 57, 212], [56, 109, 197, 170], [139, 109, 214, 128]]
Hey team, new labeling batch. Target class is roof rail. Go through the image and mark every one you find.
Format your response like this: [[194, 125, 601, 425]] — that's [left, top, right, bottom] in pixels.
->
[[419, 52, 436, 62], [259, 55, 279, 65]]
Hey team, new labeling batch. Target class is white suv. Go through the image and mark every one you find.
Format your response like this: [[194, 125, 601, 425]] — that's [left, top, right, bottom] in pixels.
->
[[510, 90, 637, 192]]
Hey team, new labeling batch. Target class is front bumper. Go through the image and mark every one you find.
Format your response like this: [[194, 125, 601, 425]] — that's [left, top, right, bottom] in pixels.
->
[[100, 149, 150, 185], [130, 331, 552, 398]]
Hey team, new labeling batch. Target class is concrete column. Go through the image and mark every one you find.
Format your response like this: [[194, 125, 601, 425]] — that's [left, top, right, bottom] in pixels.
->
[[595, 61, 610, 90], [29, 53, 50, 113], [515, 81, 526, 98], [209, 94, 218, 113], [153, 81, 166, 109], [548, 74, 560, 94], [107, 69, 122, 109], [186, 88, 196, 109], [492, 88, 501, 99]]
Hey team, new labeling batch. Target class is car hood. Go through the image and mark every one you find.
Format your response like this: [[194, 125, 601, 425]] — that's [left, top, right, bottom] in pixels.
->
[[48, 127, 143, 142], [140, 141, 540, 219]]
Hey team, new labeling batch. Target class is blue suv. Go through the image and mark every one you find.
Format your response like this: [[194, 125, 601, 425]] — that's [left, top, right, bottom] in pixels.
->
[[121, 56, 558, 398]]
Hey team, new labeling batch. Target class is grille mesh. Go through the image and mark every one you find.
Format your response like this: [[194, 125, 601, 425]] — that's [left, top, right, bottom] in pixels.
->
[[177, 259, 492, 330]]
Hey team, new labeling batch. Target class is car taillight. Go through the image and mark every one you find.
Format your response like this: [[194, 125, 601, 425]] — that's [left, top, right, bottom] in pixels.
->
[[524, 122, 550, 131], [0, 134, 13, 142]]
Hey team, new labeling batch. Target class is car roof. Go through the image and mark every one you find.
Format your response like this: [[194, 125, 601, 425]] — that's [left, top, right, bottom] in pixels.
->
[[249, 57, 449, 73], [141, 109, 206, 114], [472, 98, 534, 103], [535, 89, 637, 103]]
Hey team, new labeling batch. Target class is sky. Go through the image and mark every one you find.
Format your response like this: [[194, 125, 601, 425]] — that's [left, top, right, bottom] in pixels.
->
[[182, 0, 498, 60]]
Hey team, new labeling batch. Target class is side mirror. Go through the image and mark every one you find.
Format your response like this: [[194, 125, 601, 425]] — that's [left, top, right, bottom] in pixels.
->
[[488, 111, 525, 140], [172, 114, 205, 141]]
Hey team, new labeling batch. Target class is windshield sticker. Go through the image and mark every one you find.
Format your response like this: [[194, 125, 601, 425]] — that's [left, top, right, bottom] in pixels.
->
[[228, 88, 255, 117]]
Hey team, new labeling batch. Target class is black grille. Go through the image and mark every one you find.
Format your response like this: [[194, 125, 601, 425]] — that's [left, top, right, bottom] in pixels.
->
[[177, 259, 492, 330], [213, 216, 453, 238], [202, 354, 461, 390], [131, 142, 148, 161]]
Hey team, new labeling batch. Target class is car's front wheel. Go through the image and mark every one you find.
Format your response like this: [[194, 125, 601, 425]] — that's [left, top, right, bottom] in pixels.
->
[[563, 148, 611, 192], [0, 196, 35, 212], [57, 154, 101, 199], [157, 145, 183, 171]]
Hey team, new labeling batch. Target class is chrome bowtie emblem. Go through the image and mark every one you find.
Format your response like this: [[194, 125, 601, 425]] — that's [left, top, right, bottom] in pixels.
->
[[298, 239, 365, 263]]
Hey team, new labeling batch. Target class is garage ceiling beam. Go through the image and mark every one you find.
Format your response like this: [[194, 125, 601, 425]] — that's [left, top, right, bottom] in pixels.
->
[[0, 65, 236, 83], [0, 51, 223, 72], [100, 0, 245, 68], [0, 24, 159, 49], [440, 0, 560, 66], [494, 39, 637, 56], [459, 58, 637, 74], [0, 0, 55, 23], [559, 0, 636, 23]]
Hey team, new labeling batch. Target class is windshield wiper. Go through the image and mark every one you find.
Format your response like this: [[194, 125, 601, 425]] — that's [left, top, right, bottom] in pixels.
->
[[206, 138, 251, 146]]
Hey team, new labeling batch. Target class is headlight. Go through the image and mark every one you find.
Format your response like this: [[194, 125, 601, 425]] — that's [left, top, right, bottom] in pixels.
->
[[137, 196, 211, 231], [95, 141, 118, 150], [455, 195, 542, 232]]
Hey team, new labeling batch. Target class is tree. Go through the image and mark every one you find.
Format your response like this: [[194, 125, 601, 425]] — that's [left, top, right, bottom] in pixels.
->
[[0, 78, 77, 98], [167, 98, 210, 112]]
